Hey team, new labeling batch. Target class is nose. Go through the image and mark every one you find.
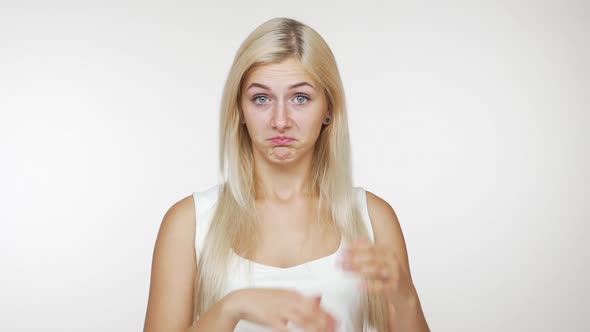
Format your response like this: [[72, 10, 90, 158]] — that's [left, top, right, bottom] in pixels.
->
[[270, 100, 291, 130]]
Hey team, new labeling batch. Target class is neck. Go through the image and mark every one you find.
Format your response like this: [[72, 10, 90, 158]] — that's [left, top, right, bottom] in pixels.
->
[[253, 151, 317, 202]]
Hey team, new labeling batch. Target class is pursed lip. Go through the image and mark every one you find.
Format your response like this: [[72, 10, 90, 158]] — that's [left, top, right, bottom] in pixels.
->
[[269, 136, 295, 145]]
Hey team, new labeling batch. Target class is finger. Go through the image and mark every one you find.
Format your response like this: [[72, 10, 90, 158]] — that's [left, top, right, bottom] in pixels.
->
[[300, 309, 336, 332], [282, 301, 329, 330], [278, 307, 308, 330], [387, 299, 396, 329], [267, 317, 290, 332], [344, 244, 395, 267], [370, 279, 387, 292], [344, 249, 398, 278], [357, 269, 398, 296], [342, 252, 383, 275], [348, 250, 379, 269], [347, 241, 396, 261], [339, 246, 376, 269], [320, 311, 338, 332], [350, 236, 372, 248], [367, 264, 400, 286], [314, 295, 322, 305], [363, 277, 388, 295], [292, 295, 322, 324], [293, 296, 336, 332], [365, 272, 402, 297], [319, 311, 336, 332]]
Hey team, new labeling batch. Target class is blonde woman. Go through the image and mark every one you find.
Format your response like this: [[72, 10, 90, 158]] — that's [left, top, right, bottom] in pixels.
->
[[144, 17, 430, 332]]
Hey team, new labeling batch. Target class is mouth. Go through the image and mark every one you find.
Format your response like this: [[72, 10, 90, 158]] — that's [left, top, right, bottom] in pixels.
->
[[269, 137, 295, 145]]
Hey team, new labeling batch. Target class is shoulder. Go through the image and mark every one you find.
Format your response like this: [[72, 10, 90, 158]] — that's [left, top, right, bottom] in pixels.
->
[[193, 183, 223, 212], [364, 190, 397, 225], [153, 193, 198, 264], [162, 182, 221, 236], [364, 189, 410, 268], [161, 194, 196, 236], [152, 194, 197, 266], [144, 194, 197, 331], [364, 190, 400, 245]]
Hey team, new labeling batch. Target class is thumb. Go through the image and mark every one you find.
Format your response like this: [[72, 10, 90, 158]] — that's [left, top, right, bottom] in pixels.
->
[[387, 301, 396, 328], [313, 295, 322, 305]]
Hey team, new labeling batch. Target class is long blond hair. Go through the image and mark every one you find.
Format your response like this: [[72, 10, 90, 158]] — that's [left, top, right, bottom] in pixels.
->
[[193, 17, 390, 331]]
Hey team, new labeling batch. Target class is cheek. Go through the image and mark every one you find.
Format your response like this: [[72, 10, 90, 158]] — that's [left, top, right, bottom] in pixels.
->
[[304, 112, 327, 129], [306, 117, 324, 132], [243, 109, 264, 123], [242, 114, 266, 138], [241, 102, 260, 126]]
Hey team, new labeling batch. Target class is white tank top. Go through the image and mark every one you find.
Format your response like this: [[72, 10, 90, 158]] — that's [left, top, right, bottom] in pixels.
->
[[192, 184, 376, 332]]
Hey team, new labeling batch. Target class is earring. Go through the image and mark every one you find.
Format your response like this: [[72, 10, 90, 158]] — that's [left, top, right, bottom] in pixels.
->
[[323, 116, 331, 125]]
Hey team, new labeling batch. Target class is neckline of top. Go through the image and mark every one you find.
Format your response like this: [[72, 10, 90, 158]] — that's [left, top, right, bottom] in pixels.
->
[[230, 237, 345, 272]]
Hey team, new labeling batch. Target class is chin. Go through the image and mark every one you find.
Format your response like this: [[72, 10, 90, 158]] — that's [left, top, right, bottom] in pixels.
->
[[267, 149, 296, 162]]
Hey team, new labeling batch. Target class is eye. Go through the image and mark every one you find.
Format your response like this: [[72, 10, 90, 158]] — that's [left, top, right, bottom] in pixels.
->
[[252, 95, 270, 105], [293, 94, 310, 104]]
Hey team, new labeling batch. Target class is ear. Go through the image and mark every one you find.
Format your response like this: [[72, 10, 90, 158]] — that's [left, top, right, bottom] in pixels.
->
[[322, 112, 332, 125]]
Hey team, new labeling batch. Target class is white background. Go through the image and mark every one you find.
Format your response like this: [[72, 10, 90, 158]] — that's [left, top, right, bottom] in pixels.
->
[[1, 0, 588, 331]]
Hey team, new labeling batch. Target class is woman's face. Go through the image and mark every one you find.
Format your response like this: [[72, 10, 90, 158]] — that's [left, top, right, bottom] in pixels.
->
[[240, 57, 330, 164]]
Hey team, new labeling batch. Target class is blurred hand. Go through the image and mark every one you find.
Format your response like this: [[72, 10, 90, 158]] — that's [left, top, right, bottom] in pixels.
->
[[227, 288, 338, 332], [338, 237, 416, 309]]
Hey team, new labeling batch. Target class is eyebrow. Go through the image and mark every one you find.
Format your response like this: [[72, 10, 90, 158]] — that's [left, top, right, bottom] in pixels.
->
[[246, 82, 316, 91]]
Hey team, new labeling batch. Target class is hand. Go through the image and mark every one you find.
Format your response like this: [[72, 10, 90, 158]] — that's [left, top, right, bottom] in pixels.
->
[[338, 237, 416, 309], [226, 288, 338, 332]]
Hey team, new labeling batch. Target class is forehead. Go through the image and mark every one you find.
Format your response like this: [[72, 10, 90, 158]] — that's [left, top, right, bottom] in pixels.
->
[[243, 58, 317, 88]]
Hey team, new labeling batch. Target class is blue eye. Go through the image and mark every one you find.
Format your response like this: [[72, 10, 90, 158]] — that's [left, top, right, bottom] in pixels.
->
[[294, 94, 310, 104], [251, 94, 310, 105], [253, 95, 269, 104]]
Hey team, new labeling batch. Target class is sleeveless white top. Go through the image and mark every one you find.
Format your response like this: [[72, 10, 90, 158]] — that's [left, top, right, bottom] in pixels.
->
[[192, 184, 376, 332]]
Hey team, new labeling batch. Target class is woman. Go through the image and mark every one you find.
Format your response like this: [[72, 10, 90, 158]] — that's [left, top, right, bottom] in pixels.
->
[[144, 17, 430, 332]]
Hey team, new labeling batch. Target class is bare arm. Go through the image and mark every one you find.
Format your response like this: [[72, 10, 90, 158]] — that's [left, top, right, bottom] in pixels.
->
[[366, 190, 430, 332], [184, 293, 240, 332], [143, 194, 340, 332], [143, 195, 240, 332]]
